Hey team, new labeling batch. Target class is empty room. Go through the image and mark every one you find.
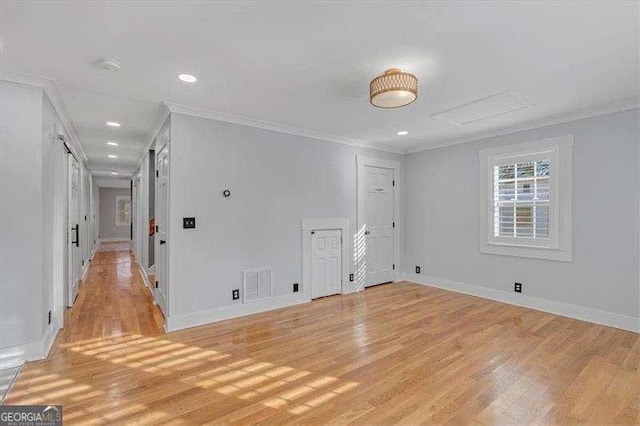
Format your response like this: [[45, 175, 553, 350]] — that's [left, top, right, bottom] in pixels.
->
[[0, 1, 638, 424]]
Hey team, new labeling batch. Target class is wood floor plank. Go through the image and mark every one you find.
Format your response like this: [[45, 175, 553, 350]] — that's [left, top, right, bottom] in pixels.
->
[[4, 246, 638, 424]]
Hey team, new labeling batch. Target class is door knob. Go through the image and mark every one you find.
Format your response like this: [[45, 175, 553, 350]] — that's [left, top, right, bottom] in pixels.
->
[[160, 240, 166, 245]]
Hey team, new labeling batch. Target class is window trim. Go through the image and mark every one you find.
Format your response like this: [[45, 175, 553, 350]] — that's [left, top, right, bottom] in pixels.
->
[[115, 195, 131, 226], [479, 135, 573, 262]]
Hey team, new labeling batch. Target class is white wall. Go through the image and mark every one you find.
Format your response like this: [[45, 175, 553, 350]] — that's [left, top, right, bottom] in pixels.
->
[[1, 81, 45, 354], [133, 151, 150, 274], [404, 109, 639, 325], [41, 93, 68, 347], [98, 187, 131, 240], [1, 80, 94, 363], [167, 113, 403, 324]]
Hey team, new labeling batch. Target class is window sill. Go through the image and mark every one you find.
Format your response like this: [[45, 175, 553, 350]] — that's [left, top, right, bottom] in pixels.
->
[[480, 242, 572, 262]]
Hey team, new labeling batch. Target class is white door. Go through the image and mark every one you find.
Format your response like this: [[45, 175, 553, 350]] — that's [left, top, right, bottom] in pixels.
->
[[361, 165, 395, 287], [311, 230, 342, 299], [155, 145, 169, 315], [67, 154, 81, 306]]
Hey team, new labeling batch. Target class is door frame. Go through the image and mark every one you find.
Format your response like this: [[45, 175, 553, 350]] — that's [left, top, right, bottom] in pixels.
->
[[356, 155, 401, 288], [154, 141, 170, 317], [67, 153, 81, 307], [301, 218, 350, 298]]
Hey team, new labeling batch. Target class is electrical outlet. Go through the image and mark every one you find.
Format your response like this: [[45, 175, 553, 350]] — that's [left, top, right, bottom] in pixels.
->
[[514, 282, 522, 293], [293, 283, 299, 293], [232, 289, 240, 300], [183, 217, 196, 229], [415, 266, 421, 274], [349, 273, 354, 282]]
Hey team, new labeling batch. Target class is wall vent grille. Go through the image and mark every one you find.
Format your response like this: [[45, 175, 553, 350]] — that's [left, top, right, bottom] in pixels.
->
[[242, 268, 273, 303]]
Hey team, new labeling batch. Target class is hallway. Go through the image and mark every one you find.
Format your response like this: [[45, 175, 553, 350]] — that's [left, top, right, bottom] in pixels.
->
[[52, 243, 164, 356]]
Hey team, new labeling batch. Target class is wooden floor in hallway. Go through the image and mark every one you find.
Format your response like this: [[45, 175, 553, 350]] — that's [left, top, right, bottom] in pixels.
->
[[50, 242, 165, 354], [4, 247, 639, 424]]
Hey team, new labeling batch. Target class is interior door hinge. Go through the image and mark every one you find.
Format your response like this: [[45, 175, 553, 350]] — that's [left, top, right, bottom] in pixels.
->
[[393, 222, 395, 228], [155, 281, 159, 288], [392, 180, 395, 186], [393, 264, 395, 270], [156, 170, 159, 177]]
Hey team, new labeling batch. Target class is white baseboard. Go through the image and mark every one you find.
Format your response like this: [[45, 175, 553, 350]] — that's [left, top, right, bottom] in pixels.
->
[[88, 242, 98, 261], [137, 262, 151, 289], [98, 238, 131, 243], [166, 293, 311, 332], [81, 262, 90, 280], [42, 318, 60, 358], [405, 274, 639, 333], [0, 319, 60, 368]]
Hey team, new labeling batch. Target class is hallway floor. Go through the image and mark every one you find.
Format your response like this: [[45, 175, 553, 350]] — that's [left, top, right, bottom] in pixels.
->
[[53, 243, 164, 355], [4, 246, 639, 424]]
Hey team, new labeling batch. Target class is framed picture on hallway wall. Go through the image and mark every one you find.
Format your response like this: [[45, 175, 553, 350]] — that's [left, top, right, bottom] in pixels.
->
[[115, 195, 131, 226]]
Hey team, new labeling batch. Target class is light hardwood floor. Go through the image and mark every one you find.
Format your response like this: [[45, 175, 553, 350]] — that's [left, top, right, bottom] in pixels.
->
[[5, 247, 639, 424]]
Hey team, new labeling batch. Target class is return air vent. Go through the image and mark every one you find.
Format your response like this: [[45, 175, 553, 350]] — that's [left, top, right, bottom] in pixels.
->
[[242, 268, 273, 303], [431, 91, 534, 126]]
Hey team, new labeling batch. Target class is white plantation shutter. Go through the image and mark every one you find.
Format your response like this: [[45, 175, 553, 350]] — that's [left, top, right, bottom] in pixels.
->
[[479, 136, 573, 262], [493, 159, 550, 239]]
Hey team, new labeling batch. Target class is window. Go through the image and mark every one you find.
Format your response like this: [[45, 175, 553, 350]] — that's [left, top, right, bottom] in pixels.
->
[[115, 195, 131, 226], [494, 158, 550, 240], [479, 136, 573, 261]]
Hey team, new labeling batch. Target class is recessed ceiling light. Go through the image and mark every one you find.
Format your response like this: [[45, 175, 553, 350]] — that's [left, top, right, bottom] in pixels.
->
[[106, 121, 121, 127], [108, 154, 118, 159], [107, 141, 119, 146], [397, 130, 409, 136], [111, 172, 118, 175], [178, 73, 197, 83]]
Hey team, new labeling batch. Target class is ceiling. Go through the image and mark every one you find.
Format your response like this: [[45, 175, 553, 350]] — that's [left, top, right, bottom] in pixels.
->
[[2, 1, 638, 175]]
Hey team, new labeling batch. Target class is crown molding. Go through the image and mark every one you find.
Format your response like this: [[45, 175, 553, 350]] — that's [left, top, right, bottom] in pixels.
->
[[134, 103, 170, 172], [163, 101, 405, 154], [1, 70, 88, 164], [404, 97, 640, 154]]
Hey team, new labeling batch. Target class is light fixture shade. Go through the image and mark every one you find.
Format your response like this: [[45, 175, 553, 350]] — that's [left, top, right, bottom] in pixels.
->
[[370, 68, 418, 108]]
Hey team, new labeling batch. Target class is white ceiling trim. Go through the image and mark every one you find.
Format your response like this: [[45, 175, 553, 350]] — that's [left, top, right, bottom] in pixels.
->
[[1, 70, 88, 164], [163, 101, 405, 155], [134, 103, 170, 172], [406, 97, 640, 154]]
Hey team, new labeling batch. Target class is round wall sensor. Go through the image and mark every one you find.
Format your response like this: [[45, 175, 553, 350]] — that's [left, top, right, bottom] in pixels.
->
[[97, 58, 121, 72], [222, 190, 231, 198]]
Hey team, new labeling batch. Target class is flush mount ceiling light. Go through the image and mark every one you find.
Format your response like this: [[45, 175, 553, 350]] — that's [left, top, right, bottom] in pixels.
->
[[108, 154, 118, 159], [370, 68, 418, 108], [397, 130, 409, 136], [106, 121, 121, 127], [178, 73, 197, 83], [111, 172, 118, 175], [97, 58, 121, 72], [107, 141, 119, 146]]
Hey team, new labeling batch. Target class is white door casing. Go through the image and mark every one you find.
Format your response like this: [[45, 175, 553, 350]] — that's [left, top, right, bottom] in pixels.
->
[[301, 218, 350, 297], [67, 153, 81, 307], [155, 144, 169, 316], [357, 156, 400, 288], [311, 230, 342, 299]]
